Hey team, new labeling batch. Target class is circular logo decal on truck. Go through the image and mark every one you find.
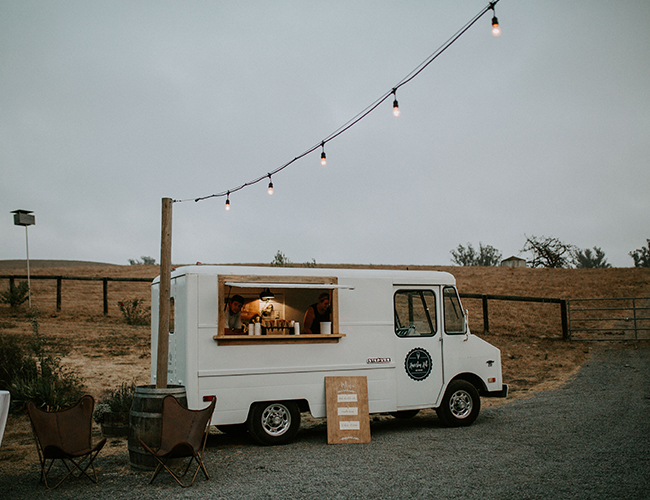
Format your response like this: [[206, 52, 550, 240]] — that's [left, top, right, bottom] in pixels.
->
[[404, 348, 432, 381]]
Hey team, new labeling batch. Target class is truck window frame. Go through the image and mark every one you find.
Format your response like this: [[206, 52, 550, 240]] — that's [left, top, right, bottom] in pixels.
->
[[443, 286, 466, 335], [214, 274, 344, 344], [393, 289, 437, 338]]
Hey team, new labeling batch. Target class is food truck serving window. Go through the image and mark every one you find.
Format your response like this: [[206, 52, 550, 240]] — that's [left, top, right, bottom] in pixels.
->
[[394, 290, 437, 337], [214, 275, 349, 345]]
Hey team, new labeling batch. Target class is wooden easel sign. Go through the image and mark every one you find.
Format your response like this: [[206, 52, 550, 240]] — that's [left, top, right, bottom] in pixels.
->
[[325, 376, 371, 444]]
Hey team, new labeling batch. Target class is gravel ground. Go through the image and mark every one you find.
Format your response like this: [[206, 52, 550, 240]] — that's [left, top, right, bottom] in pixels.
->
[[2, 342, 649, 499]]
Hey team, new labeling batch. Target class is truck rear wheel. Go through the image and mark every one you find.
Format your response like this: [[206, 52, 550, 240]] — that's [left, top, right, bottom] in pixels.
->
[[436, 380, 480, 427], [247, 401, 300, 445]]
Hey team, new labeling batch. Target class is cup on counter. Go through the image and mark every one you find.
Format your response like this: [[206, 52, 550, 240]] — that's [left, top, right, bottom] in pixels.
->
[[320, 321, 332, 335], [293, 322, 300, 335], [254, 322, 262, 336]]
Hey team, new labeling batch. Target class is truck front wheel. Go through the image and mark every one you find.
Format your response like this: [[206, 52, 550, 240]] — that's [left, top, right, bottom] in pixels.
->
[[247, 401, 301, 445], [436, 380, 480, 427]]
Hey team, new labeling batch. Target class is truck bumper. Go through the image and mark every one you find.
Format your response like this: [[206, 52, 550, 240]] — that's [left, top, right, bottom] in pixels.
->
[[483, 384, 508, 398]]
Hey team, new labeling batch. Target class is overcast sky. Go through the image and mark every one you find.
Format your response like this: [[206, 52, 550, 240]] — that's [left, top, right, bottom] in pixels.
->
[[2, 1, 648, 268]]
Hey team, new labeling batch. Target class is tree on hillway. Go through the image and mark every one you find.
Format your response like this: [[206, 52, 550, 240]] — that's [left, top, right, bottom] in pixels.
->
[[629, 239, 650, 268], [271, 250, 291, 267], [573, 247, 611, 269], [522, 235, 575, 268], [271, 251, 317, 268], [450, 243, 502, 266], [128, 256, 156, 265]]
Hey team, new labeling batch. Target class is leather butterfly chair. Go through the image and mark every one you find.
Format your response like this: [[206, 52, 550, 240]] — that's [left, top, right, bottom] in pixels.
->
[[139, 395, 216, 487], [27, 395, 107, 489]]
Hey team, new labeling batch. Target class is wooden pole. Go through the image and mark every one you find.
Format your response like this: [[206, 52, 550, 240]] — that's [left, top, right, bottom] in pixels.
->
[[560, 299, 569, 340], [482, 294, 489, 334], [102, 278, 108, 316], [156, 197, 172, 389], [56, 277, 62, 311], [25, 226, 31, 308]]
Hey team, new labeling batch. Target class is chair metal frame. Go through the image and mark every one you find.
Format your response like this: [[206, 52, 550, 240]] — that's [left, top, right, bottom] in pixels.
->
[[139, 395, 216, 487], [27, 395, 107, 489]]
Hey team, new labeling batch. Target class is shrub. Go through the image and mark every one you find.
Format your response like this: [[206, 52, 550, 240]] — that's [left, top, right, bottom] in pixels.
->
[[0, 280, 29, 308], [93, 381, 136, 423], [2, 310, 84, 412], [573, 247, 611, 268], [0, 334, 35, 391], [118, 298, 151, 325], [450, 243, 502, 266], [271, 250, 291, 267], [629, 239, 650, 268], [129, 256, 156, 265]]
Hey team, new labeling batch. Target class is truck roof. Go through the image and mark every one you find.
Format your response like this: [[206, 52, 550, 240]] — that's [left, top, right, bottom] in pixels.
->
[[152, 265, 457, 286]]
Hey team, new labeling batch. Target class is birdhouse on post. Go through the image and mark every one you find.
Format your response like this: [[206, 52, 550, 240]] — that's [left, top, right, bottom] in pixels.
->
[[11, 209, 35, 227], [10, 209, 35, 308]]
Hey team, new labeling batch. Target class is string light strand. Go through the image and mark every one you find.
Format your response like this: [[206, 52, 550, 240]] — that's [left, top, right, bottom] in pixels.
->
[[175, 0, 501, 205]]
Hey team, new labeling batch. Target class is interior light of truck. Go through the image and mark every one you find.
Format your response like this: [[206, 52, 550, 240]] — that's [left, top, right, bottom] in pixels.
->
[[202, 395, 216, 402], [260, 288, 275, 301], [320, 142, 327, 166]]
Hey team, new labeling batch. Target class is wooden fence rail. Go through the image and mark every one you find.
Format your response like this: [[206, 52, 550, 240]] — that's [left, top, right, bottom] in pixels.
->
[[0, 275, 152, 315], [459, 293, 568, 340], [1, 275, 568, 338]]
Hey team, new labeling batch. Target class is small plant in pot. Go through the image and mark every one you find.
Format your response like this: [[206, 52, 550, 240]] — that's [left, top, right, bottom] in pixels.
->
[[93, 381, 136, 437]]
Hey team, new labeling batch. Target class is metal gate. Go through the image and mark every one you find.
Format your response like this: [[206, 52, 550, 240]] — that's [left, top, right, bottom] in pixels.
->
[[568, 297, 650, 340]]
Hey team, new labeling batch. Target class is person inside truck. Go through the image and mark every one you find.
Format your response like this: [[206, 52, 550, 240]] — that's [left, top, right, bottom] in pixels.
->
[[303, 292, 331, 334], [224, 294, 245, 335]]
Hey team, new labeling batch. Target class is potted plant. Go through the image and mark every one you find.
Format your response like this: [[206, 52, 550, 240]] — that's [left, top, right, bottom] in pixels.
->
[[93, 381, 135, 437]]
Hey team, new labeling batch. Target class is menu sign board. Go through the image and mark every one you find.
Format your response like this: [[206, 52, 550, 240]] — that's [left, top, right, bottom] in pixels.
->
[[325, 376, 371, 444]]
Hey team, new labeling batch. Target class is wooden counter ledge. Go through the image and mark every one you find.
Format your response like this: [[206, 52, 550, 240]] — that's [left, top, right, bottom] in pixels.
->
[[213, 334, 345, 345]]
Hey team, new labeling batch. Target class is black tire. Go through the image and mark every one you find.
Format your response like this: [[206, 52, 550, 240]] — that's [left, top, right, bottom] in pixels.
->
[[390, 409, 420, 419], [216, 423, 248, 436], [436, 380, 480, 427], [247, 401, 301, 445]]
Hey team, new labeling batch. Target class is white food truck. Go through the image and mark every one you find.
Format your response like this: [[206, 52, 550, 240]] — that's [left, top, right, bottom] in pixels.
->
[[150, 265, 507, 445]]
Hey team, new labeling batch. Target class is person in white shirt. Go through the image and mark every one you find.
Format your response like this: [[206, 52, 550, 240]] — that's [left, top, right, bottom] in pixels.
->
[[225, 295, 245, 334]]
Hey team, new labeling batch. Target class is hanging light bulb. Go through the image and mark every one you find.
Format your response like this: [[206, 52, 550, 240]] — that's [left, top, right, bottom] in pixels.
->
[[491, 15, 500, 36], [267, 174, 274, 195], [392, 89, 401, 117], [320, 142, 327, 166], [225, 192, 230, 211], [489, 4, 501, 37]]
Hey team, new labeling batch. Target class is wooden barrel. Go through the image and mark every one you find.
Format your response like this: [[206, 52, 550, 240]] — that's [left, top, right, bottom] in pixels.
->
[[128, 385, 187, 470]]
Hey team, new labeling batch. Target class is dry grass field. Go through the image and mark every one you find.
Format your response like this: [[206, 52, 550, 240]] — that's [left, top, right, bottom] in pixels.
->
[[1, 260, 649, 472]]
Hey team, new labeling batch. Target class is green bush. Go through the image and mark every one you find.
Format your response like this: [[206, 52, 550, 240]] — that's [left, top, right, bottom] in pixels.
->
[[629, 239, 650, 268], [0, 334, 35, 391], [0, 310, 84, 412], [93, 381, 136, 423], [118, 298, 150, 325], [0, 280, 29, 308], [450, 242, 502, 266]]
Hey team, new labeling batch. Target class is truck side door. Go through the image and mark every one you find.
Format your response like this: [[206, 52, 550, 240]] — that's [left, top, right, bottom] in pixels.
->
[[393, 287, 443, 409]]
